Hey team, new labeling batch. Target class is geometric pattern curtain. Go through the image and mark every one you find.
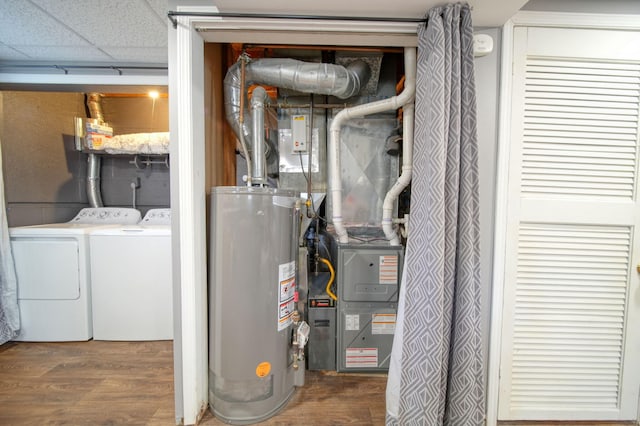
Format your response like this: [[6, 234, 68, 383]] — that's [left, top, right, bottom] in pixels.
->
[[0, 138, 19, 345], [386, 3, 484, 424]]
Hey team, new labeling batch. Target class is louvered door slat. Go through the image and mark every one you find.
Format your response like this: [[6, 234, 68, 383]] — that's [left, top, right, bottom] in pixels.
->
[[509, 223, 631, 411], [525, 91, 638, 103], [527, 74, 638, 86], [527, 103, 638, 114], [526, 116, 637, 128], [521, 56, 639, 199], [527, 83, 638, 97], [525, 123, 637, 135], [521, 54, 639, 199], [525, 130, 636, 141], [527, 58, 640, 72]]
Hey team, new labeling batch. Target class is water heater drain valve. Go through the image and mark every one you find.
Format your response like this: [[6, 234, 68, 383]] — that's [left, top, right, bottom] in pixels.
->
[[291, 312, 310, 369]]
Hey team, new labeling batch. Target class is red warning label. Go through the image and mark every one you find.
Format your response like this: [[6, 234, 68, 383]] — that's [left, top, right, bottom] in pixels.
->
[[379, 255, 398, 284]]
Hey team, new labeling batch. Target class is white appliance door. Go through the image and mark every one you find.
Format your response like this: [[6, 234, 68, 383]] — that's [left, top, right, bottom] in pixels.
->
[[497, 26, 640, 421], [90, 232, 172, 340], [12, 238, 81, 300]]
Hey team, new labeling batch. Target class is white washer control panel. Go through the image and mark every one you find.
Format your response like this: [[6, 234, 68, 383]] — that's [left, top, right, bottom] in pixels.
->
[[70, 208, 141, 224], [140, 208, 171, 225]]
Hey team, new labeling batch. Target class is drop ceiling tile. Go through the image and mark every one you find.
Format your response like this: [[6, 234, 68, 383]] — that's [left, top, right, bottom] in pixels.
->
[[13, 46, 112, 62], [145, 0, 169, 22], [32, 0, 167, 48], [100, 47, 167, 64], [0, 45, 31, 60], [0, 0, 91, 46]]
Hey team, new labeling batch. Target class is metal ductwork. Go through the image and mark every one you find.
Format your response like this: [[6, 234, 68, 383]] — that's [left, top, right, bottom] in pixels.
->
[[329, 47, 416, 243], [86, 93, 104, 207], [250, 86, 268, 185], [223, 58, 371, 178]]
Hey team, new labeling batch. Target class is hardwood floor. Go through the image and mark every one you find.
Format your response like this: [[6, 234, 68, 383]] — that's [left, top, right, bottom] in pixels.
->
[[0, 340, 174, 425], [200, 370, 387, 425], [0, 340, 387, 425], [499, 423, 636, 426], [1, 341, 635, 425]]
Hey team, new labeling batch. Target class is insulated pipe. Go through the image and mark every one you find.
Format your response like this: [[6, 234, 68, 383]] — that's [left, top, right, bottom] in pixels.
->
[[382, 102, 414, 244], [329, 47, 416, 243], [246, 59, 369, 98], [224, 58, 370, 167], [250, 86, 268, 185], [87, 93, 104, 122]]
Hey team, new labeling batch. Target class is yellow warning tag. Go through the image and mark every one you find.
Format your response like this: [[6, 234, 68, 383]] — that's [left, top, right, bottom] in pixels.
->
[[256, 362, 271, 378]]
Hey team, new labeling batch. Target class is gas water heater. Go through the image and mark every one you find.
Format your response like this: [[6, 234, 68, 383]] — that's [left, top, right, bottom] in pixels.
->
[[208, 187, 302, 424]]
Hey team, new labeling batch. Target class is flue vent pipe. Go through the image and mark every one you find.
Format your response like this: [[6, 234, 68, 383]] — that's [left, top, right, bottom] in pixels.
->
[[329, 47, 416, 244], [250, 86, 268, 185]]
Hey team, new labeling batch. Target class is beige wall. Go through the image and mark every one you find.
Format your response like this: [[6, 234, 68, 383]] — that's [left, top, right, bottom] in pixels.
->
[[0, 91, 170, 226]]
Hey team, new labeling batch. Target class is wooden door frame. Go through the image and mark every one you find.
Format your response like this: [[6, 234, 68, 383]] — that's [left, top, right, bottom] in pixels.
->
[[487, 10, 640, 426]]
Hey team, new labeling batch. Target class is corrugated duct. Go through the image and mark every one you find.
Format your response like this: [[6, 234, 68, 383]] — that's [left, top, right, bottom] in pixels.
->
[[224, 58, 371, 183], [86, 93, 104, 208]]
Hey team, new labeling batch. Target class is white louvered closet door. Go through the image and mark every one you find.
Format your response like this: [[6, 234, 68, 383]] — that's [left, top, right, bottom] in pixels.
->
[[498, 26, 640, 421]]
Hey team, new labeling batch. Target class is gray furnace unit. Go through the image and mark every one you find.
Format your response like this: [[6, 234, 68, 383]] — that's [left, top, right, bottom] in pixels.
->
[[332, 231, 403, 372], [208, 187, 300, 424]]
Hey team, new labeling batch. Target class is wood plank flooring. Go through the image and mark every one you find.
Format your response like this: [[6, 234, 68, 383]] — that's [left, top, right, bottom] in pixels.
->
[[0, 341, 387, 425], [200, 370, 387, 425], [0, 340, 174, 425], [500, 423, 636, 426], [0, 341, 635, 425]]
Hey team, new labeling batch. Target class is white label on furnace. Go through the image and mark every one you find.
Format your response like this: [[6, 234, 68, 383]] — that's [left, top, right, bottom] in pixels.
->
[[291, 115, 308, 152], [345, 314, 360, 331], [346, 347, 378, 369], [278, 261, 296, 331], [379, 255, 398, 284], [371, 313, 396, 335]]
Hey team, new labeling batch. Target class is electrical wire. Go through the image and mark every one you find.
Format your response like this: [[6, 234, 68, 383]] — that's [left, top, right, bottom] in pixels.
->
[[318, 237, 332, 263], [317, 257, 337, 301], [238, 53, 252, 186], [307, 95, 314, 200], [298, 152, 310, 188]]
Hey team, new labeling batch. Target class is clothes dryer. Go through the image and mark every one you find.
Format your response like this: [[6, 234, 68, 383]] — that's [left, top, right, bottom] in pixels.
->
[[89, 208, 172, 341], [9, 208, 142, 341]]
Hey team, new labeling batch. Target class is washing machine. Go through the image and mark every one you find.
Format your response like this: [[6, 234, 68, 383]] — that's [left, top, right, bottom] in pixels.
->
[[89, 208, 172, 341], [9, 207, 142, 342]]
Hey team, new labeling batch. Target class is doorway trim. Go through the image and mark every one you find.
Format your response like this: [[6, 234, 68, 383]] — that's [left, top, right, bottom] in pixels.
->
[[169, 11, 418, 424]]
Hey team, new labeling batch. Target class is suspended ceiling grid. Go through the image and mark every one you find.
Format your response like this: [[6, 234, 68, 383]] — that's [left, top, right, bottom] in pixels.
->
[[0, 0, 529, 66]]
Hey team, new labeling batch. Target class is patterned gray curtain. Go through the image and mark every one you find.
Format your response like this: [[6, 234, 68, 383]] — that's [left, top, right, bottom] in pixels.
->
[[386, 3, 484, 425], [0, 138, 19, 344]]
